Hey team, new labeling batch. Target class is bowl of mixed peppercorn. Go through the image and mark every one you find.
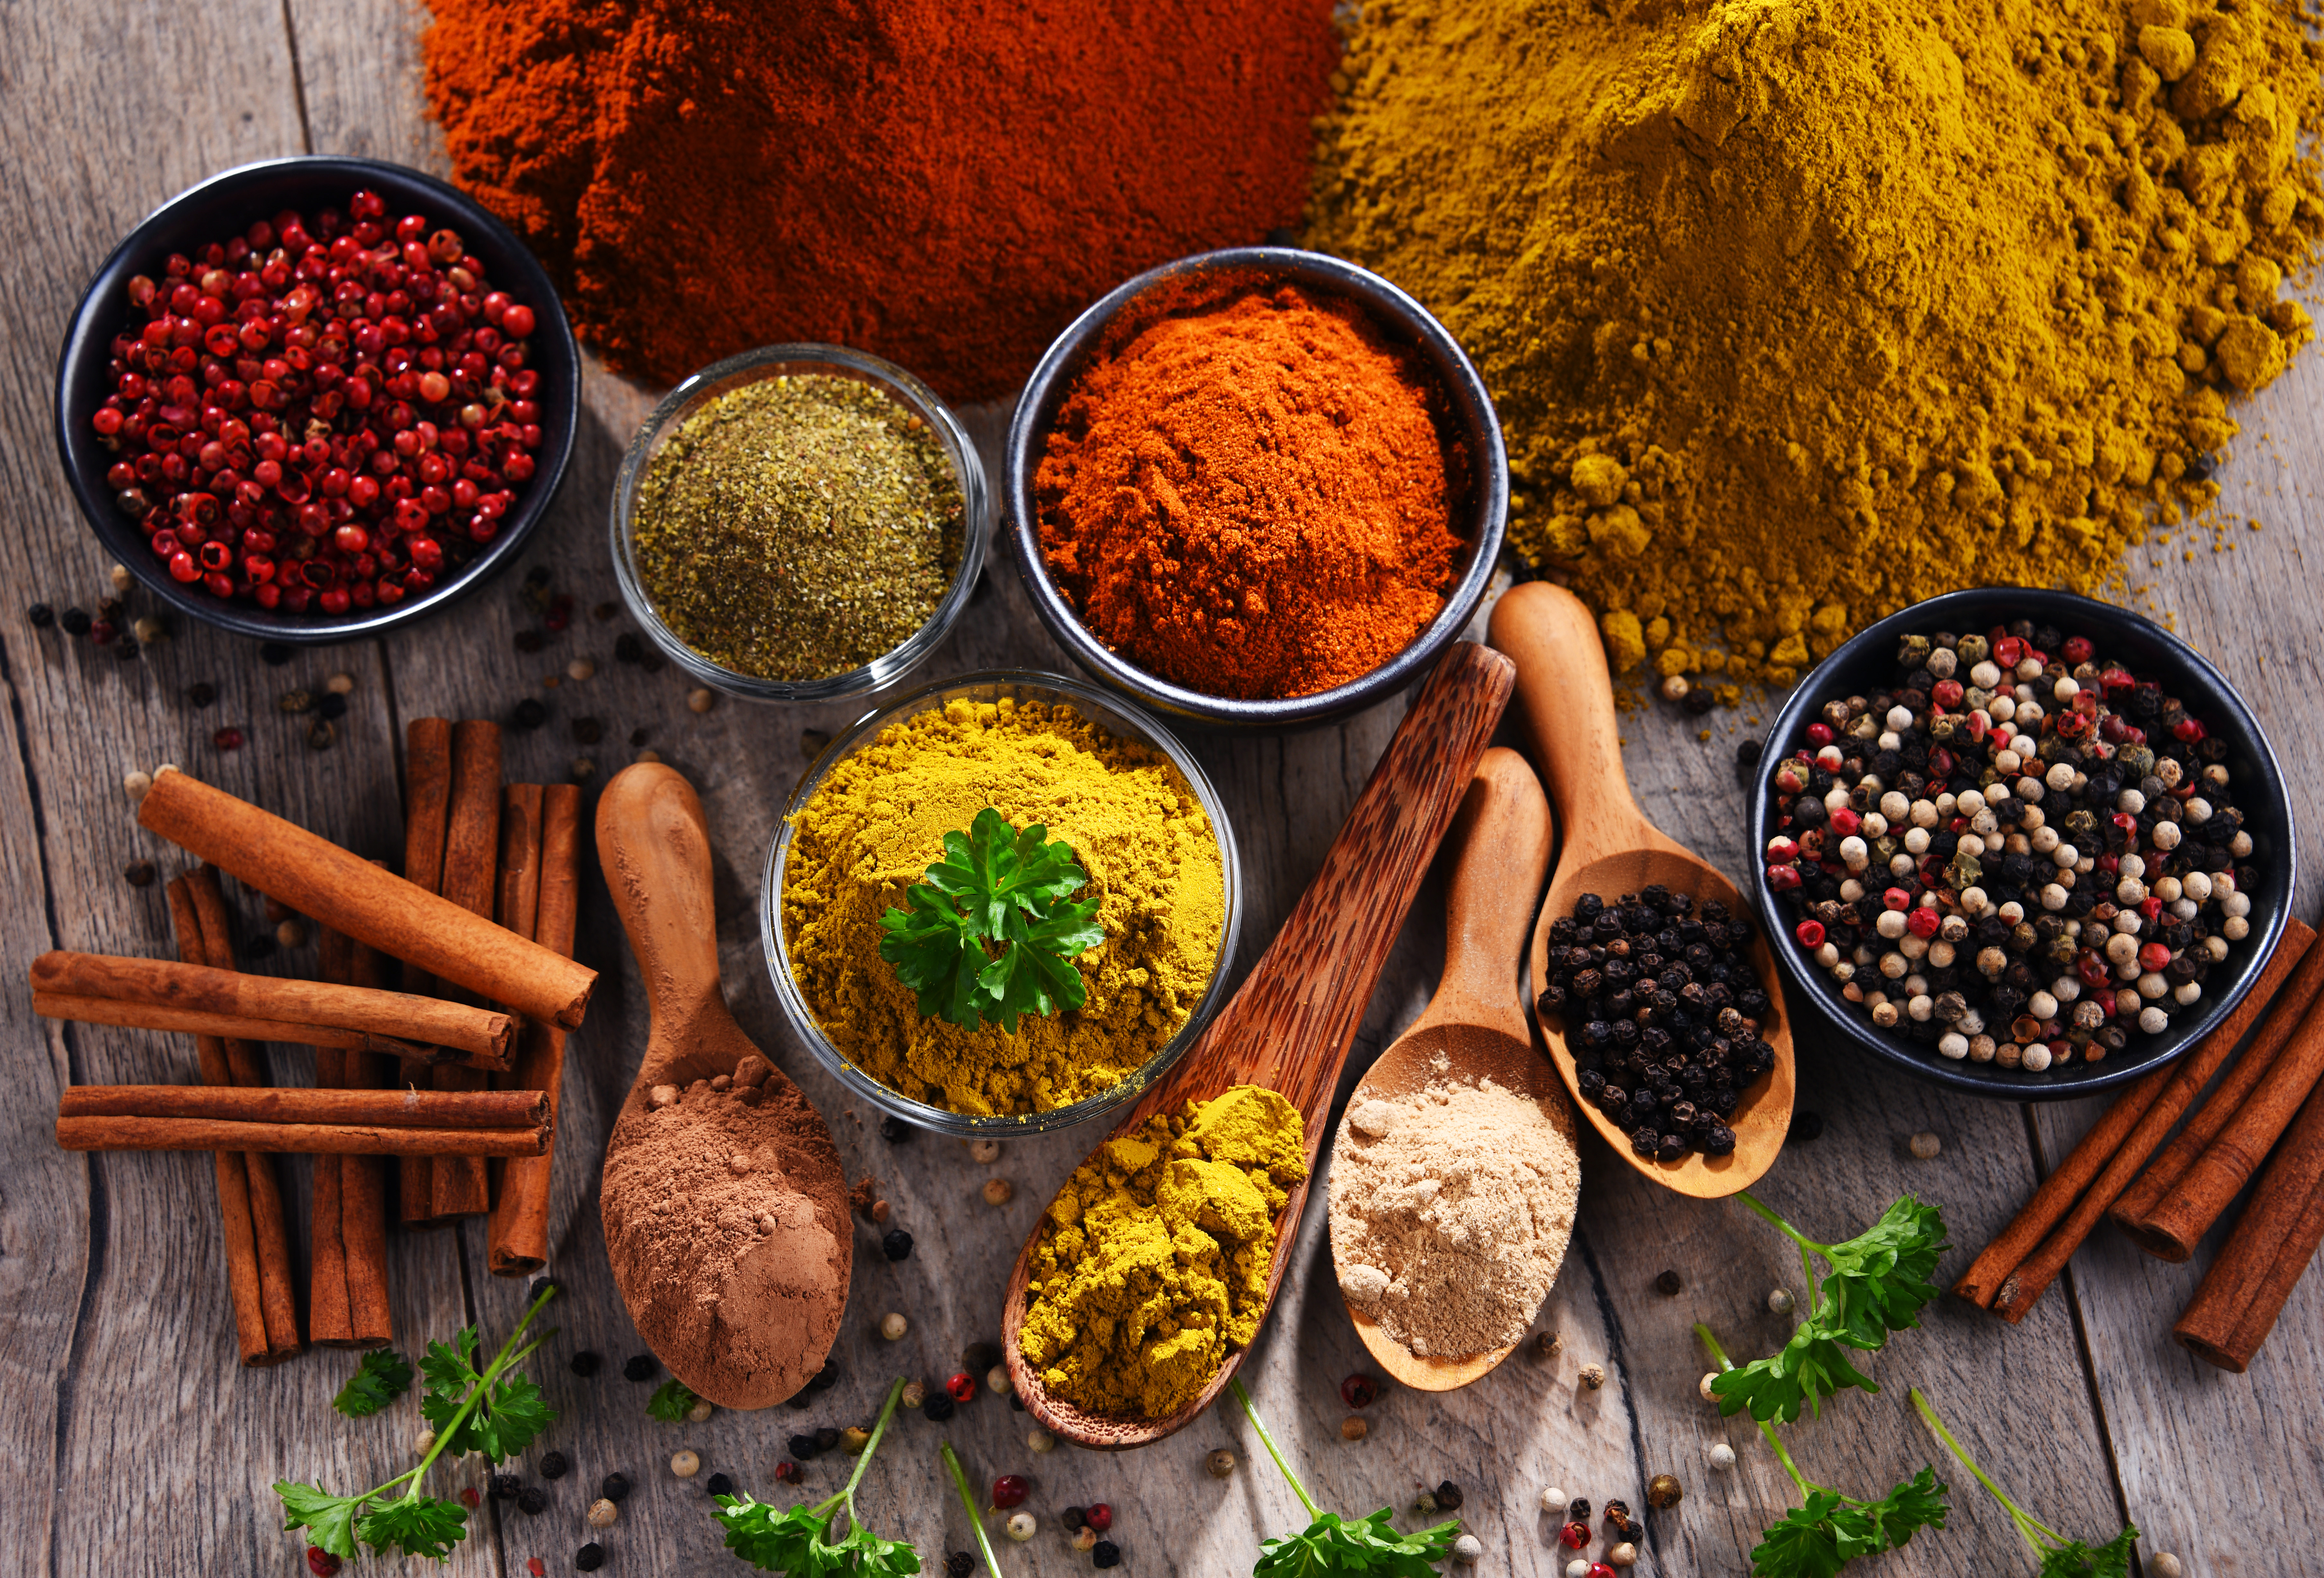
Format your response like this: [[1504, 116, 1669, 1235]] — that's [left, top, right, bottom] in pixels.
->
[[1749, 588, 2292, 1098]]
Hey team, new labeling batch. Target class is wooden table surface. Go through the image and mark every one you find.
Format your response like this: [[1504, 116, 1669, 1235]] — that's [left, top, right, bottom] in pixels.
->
[[4, 5, 2319, 1576]]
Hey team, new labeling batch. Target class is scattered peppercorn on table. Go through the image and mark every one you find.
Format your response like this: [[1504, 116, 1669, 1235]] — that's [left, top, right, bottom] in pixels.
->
[[2, 2, 2322, 1576]]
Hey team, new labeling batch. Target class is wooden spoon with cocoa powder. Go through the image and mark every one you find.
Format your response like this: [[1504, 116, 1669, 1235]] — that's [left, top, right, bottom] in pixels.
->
[[595, 763, 852, 1410]]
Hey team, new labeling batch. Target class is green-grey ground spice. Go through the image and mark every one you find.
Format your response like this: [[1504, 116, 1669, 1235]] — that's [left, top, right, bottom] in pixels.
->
[[633, 375, 964, 680]]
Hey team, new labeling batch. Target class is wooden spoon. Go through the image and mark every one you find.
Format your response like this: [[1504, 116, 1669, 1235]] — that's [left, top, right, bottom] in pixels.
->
[[594, 763, 852, 1409], [1330, 745, 1576, 1390], [1488, 581, 1794, 1197], [1001, 642, 1516, 1449]]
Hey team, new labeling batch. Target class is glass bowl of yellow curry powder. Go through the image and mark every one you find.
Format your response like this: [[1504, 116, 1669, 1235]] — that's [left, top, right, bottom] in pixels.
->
[[611, 343, 985, 701], [763, 670, 1241, 1137]]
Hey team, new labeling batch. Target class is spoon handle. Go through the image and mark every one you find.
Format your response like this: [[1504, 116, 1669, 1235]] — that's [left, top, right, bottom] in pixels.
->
[[1487, 581, 1654, 868], [1413, 746, 1552, 1037], [594, 763, 727, 1055]]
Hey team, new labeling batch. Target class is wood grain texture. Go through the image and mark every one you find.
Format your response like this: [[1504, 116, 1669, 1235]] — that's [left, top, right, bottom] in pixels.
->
[[0, 0, 2314, 1572]]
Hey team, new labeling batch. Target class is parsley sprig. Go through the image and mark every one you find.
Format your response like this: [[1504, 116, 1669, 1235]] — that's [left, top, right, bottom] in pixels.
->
[[1699, 1325, 1950, 1578], [1911, 1389, 2138, 1577], [332, 1349, 413, 1419], [277, 1283, 560, 1563], [1232, 1378, 1459, 1576], [878, 807, 1103, 1033], [1709, 1191, 1948, 1423], [648, 1377, 701, 1422], [716, 1377, 924, 1575], [938, 1439, 1008, 1577]]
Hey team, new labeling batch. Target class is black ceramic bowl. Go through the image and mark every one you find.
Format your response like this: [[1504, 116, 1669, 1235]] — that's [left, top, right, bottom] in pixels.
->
[[1750, 587, 2294, 1101], [54, 156, 579, 644], [1003, 246, 1507, 730]]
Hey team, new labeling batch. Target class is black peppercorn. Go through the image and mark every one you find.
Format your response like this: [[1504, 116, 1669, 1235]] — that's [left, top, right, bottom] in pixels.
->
[[570, 1351, 603, 1377], [1788, 1110, 1825, 1143], [613, 632, 644, 663], [882, 1228, 914, 1261], [573, 716, 605, 746], [946, 1554, 976, 1578], [488, 1473, 521, 1501], [124, 860, 156, 888], [575, 1543, 605, 1572], [1092, 1542, 1121, 1569], [1654, 1268, 1683, 1296], [59, 607, 92, 636], [923, 1392, 956, 1422], [1063, 1506, 1087, 1530], [601, 1472, 630, 1502], [789, 1433, 821, 1459], [808, 1359, 842, 1391], [259, 641, 293, 666], [316, 692, 348, 721], [813, 1427, 841, 1453], [188, 680, 218, 706], [706, 1473, 734, 1497], [517, 1486, 548, 1515], [512, 697, 550, 731], [27, 603, 54, 629], [622, 1354, 658, 1382], [1568, 1497, 1592, 1522], [1434, 1480, 1464, 1511], [880, 1114, 915, 1143], [540, 1450, 570, 1480]]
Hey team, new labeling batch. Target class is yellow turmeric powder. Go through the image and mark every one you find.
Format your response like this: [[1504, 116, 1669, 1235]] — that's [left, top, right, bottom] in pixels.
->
[[1018, 1085, 1308, 1420], [1307, 0, 2324, 688], [780, 696, 1225, 1117]]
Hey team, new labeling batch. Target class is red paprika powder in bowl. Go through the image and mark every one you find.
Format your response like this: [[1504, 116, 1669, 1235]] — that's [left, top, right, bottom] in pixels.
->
[[1005, 247, 1509, 730]]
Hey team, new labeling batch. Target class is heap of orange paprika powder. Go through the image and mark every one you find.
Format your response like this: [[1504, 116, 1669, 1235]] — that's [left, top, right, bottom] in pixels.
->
[[1036, 282, 1466, 701]]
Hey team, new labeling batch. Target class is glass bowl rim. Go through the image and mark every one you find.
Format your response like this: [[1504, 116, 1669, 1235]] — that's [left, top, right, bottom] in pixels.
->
[[759, 666, 1245, 1136], [608, 341, 990, 703]]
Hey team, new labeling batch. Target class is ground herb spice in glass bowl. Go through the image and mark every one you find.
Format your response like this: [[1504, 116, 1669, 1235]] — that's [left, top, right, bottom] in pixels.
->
[[1760, 619, 2262, 1076], [764, 672, 1240, 1137], [612, 344, 986, 701]]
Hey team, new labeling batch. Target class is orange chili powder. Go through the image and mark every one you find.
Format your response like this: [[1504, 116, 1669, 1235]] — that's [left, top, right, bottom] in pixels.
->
[[1035, 284, 1465, 701]]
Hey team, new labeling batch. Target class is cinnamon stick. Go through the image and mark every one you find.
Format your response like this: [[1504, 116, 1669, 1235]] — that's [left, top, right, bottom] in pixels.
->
[[57, 1115, 549, 1157], [61, 1085, 550, 1128], [1964, 918, 2315, 1320], [29, 952, 513, 1063], [2174, 1075, 2324, 1371], [134, 767, 595, 1030], [400, 722, 454, 1224], [484, 784, 544, 1225], [429, 721, 503, 1221], [30, 991, 442, 1062], [184, 866, 301, 1361], [2125, 999, 2324, 1262], [339, 930, 393, 1346], [490, 784, 579, 1276], [310, 929, 354, 1347], [164, 875, 272, 1367], [2110, 928, 2324, 1241]]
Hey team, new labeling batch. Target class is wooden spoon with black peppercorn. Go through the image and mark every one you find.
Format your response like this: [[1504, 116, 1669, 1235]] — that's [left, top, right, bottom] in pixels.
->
[[1489, 581, 1794, 1198], [1331, 745, 1577, 1391]]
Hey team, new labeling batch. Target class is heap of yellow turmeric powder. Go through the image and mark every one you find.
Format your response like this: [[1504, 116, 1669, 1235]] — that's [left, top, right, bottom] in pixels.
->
[[1018, 1085, 1307, 1420], [780, 696, 1226, 1117], [1308, 0, 2324, 691]]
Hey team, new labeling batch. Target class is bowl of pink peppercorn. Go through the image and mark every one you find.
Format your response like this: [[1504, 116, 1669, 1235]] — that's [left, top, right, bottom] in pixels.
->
[[53, 155, 578, 643]]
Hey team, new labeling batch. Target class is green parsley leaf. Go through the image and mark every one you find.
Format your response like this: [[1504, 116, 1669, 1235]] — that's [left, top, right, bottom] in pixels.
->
[[878, 807, 1101, 1033], [1253, 1508, 1460, 1577], [2038, 1525, 2139, 1578], [648, 1378, 701, 1423], [715, 1494, 923, 1577], [420, 1328, 553, 1463], [1749, 1471, 1947, 1578], [1712, 1325, 1881, 1424], [357, 1495, 469, 1561], [1813, 1198, 1947, 1352], [333, 1348, 414, 1419], [275, 1481, 362, 1560]]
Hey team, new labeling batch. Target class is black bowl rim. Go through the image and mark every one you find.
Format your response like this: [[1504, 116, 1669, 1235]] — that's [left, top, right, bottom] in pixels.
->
[[1748, 585, 2296, 1102], [53, 154, 581, 645], [1002, 244, 1510, 730]]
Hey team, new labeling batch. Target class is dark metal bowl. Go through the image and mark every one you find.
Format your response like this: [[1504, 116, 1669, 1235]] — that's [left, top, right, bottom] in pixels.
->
[[1749, 587, 2294, 1101], [53, 155, 579, 645], [1003, 246, 1507, 730]]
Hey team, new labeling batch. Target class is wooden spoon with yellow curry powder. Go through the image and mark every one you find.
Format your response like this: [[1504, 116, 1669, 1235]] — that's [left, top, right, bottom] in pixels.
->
[[594, 763, 852, 1410], [1001, 641, 1516, 1450]]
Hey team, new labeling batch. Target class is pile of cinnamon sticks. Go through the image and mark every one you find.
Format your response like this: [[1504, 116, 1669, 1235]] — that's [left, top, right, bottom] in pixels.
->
[[1956, 916, 2324, 1371], [39, 719, 588, 1365]]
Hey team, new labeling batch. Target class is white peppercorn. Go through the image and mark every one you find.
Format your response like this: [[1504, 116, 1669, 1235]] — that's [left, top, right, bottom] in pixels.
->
[[1698, 1371, 1720, 1403], [587, 1498, 619, 1529], [687, 1397, 714, 1423], [1028, 1429, 1055, 1454], [1909, 1131, 1942, 1159], [1005, 1511, 1036, 1542], [968, 1138, 1002, 1163], [1607, 1543, 1638, 1567], [2150, 1555, 2182, 1578], [880, 1312, 908, 1341], [670, 1449, 700, 1477], [1577, 1363, 1605, 1390], [1452, 1533, 1484, 1565], [1540, 1487, 1569, 1515], [1767, 1288, 1795, 1315], [1709, 1443, 1737, 1470], [1206, 1449, 1237, 1478]]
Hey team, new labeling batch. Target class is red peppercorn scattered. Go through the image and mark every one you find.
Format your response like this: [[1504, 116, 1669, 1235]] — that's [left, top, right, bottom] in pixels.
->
[[990, 1475, 1029, 1509], [1794, 919, 1826, 949], [1588, 1566, 1617, 1578], [1338, 1373, 1380, 1409], [461, 1486, 480, 1508], [1084, 1504, 1113, 1533], [1906, 907, 1941, 939], [87, 192, 544, 614], [214, 726, 245, 750], [528, 1560, 546, 1577], [306, 1546, 343, 1577], [945, 1371, 977, 1403], [1560, 1521, 1591, 1550], [775, 1460, 801, 1484]]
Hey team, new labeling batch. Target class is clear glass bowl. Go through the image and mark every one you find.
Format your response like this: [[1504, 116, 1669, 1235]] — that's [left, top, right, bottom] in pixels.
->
[[760, 669, 1243, 1137], [610, 342, 989, 702]]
